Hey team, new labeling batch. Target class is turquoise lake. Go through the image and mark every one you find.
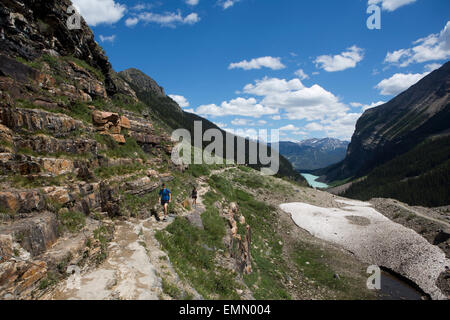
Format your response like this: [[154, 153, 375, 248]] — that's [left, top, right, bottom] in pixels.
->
[[301, 173, 329, 189]]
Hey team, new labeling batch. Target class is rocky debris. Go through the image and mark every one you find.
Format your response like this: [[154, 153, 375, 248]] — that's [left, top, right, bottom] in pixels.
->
[[159, 173, 174, 183], [0, 107, 84, 136], [0, 212, 58, 257], [124, 177, 159, 196], [0, 153, 41, 175], [0, 234, 13, 263], [0, 215, 106, 299], [224, 203, 252, 275], [0, 189, 46, 214], [13, 134, 98, 155], [185, 212, 204, 230], [0, 181, 103, 217], [99, 182, 121, 218], [76, 163, 95, 182], [92, 110, 131, 144], [0, 123, 13, 147]]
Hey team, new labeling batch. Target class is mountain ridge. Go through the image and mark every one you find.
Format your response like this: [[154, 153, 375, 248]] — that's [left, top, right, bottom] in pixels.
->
[[318, 62, 450, 183], [275, 138, 349, 171]]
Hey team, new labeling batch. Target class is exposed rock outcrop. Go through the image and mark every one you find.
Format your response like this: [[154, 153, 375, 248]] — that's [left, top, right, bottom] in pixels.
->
[[225, 203, 252, 275], [119, 68, 166, 97]]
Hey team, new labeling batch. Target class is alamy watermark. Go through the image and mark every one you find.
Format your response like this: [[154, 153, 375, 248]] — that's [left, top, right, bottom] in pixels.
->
[[367, 265, 381, 290], [66, 5, 81, 30], [367, 4, 381, 30], [66, 265, 81, 290], [171, 121, 280, 176]]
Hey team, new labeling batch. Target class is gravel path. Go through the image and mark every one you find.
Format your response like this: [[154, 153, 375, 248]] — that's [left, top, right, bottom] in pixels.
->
[[46, 186, 210, 300], [280, 200, 450, 300]]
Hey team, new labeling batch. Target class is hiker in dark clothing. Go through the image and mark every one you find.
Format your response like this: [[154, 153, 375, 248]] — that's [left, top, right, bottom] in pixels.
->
[[192, 187, 198, 208], [158, 184, 171, 221]]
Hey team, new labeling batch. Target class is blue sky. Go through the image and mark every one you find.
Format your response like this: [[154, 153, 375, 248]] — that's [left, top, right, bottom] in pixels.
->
[[73, 0, 450, 141]]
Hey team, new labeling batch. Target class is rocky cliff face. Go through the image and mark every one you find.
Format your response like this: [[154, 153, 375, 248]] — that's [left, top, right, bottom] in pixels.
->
[[119, 69, 166, 98], [0, 0, 121, 96], [322, 62, 450, 182], [0, 0, 182, 299]]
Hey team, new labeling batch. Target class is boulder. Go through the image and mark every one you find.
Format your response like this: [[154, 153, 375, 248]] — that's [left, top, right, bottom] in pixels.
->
[[0, 212, 59, 257], [119, 116, 131, 129], [185, 213, 204, 230], [124, 177, 159, 196], [92, 110, 127, 144], [0, 190, 46, 213], [111, 134, 126, 144]]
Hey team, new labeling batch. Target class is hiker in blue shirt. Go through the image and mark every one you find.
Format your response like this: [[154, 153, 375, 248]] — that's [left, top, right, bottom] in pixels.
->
[[158, 184, 172, 221]]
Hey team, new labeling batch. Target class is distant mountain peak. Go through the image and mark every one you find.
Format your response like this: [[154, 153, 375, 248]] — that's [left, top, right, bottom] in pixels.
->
[[277, 138, 349, 171]]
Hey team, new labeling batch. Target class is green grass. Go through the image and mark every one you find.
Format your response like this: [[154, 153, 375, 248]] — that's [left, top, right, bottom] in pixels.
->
[[156, 215, 240, 300], [94, 163, 146, 179], [206, 174, 292, 299], [93, 225, 114, 264], [64, 56, 105, 82], [58, 210, 86, 233], [121, 192, 156, 217], [186, 164, 211, 178], [16, 99, 93, 125], [292, 244, 348, 292], [161, 277, 186, 300], [3, 173, 76, 189], [38, 272, 59, 290], [94, 134, 148, 160]]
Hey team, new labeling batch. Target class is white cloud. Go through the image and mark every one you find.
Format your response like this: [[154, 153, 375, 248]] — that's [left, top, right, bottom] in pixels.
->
[[72, 0, 126, 26], [229, 56, 286, 71], [186, 0, 199, 5], [125, 17, 139, 27], [244, 77, 304, 96], [384, 21, 450, 67], [350, 102, 363, 108], [214, 122, 227, 128], [126, 11, 200, 28], [220, 0, 240, 10], [314, 46, 364, 72], [279, 125, 298, 131], [169, 94, 190, 108], [294, 69, 309, 80], [197, 75, 365, 139], [231, 118, 251, 126], [375, 72, 429, 95], [368, 0, 416, 12], [243, 77, 349, 121], [99, 34, 116, 43], [196, 97, 278, 118], [258, 120, 268, 126], [424, 63, 443, 72], [304, 122, 324, 132], [231, 119, 268, 127], [131, 3, 155, 11], [183, 13, 201, 24], [318, 113, 362, 140], [351, 101, 385, 112]]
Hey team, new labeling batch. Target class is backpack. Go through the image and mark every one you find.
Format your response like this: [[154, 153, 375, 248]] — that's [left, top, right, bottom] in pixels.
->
[[161, 188, 170, 201]]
